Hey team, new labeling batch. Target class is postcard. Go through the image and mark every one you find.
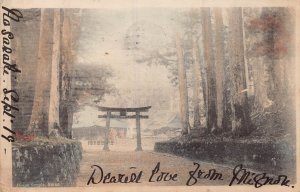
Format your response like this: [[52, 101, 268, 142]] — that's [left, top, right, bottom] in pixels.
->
[[0, 0, 299, 191]]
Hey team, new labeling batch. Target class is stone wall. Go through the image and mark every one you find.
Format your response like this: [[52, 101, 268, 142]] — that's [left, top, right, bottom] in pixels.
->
[[154, 139, 295, 176], [12, 140, 82, 187]]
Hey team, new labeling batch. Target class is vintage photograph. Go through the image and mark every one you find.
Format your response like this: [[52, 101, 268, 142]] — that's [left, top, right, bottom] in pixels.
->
[[0, 2, 297, 190]]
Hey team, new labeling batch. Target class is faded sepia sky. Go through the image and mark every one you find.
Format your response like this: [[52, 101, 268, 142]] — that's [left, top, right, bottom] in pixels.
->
[[73, 8, 184, 127]]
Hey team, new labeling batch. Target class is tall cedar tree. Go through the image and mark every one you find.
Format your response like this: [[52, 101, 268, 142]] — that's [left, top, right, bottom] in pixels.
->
[[201, 8, 217, 132], [227, 8, 251, 136]]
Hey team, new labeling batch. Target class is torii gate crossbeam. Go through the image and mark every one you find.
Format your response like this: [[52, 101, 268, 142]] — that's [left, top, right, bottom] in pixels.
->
[[98, 106, 151, 151]]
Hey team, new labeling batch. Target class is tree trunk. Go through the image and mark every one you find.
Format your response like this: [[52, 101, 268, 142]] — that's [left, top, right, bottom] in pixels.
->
[[201, 8, 217, 132], [241, 8, 251, 98], [191, 35, 202, 129], [213, 8, 226, 130], [175, 32, 190, 135], [59, 9, 73, 138], [198, 30, 208, 129], [227, 8, 251, 136], [59, 10, 81, 138], [29, 9, 54, 135], [253, 56, 272, 111], [48, 9, 61, 134]]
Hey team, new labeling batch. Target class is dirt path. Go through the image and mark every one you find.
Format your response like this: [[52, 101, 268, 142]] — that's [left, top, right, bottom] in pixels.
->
[[76, 150, 235, 186]]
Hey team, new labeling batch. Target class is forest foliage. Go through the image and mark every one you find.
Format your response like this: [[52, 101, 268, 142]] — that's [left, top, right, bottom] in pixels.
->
[[14, 8, 295, 140], [132, 7, 295, 138]]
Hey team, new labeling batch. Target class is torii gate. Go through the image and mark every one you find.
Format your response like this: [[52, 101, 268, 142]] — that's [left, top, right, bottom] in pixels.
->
[[98, 106, 151, 151]]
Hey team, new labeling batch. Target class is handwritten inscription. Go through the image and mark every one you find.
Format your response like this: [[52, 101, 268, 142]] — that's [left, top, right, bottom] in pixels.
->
[[87, 165, 143, 185], [1, 89, 19, 142], [186, 162, 223, 186], [229, 164, 291, 188], [1, 7, 22, 145], [148, 162, 178, 182], [2, 6, 22, 75], [87, 162, 292, 187]]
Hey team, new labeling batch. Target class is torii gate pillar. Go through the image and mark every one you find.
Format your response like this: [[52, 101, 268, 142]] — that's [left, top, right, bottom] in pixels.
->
[[135, 111, 142, 151]]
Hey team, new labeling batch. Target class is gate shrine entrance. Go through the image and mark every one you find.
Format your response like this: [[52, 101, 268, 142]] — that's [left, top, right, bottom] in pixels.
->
[[98, 106, 151, 151]]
